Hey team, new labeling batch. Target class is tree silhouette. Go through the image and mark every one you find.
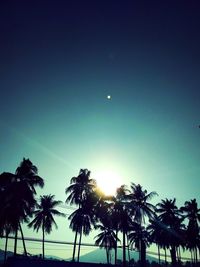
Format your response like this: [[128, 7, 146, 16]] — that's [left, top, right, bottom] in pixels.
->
[[147, 218, 164, 265], [112, 185, 131, 267], [28, 195, 65, 259], [128, 183, 157, 225], [181, 199, 200, 263], [156, 198, 183, 266], [0, 171, 36, 256], [128, 222, 150, 267], [68, 192, 97, 262], [95, 222, 119, 264], [15, 158, 44, 194], [128, 183, 157, 266], [66, 169, 96, 261]]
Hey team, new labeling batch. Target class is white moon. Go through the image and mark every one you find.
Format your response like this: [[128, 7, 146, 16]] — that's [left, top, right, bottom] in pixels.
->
[[107, 95, 111, 100]]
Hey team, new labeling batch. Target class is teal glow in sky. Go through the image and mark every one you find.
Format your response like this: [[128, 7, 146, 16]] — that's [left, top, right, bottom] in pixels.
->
[[0, 0, 200, 258]]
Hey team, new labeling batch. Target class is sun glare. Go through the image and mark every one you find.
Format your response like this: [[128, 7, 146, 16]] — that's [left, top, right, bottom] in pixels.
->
[[94, 170, 122, 196]]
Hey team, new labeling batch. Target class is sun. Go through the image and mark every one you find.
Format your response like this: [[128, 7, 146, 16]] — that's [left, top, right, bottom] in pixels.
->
[[94, 170, 122, 196]]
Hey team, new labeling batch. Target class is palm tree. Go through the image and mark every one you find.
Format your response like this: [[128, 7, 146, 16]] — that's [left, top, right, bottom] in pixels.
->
[[181, 199, 200, 263], [156, 198, 183, 266], [127, 183, 157, 266], [28, 195, 65, 259], [128, 183, 157, 225], [68, 192, 98, 262], [66, 169, 96, 261], [128, 222, 150, 267], [111, 185, 131, 267], [95, 222, 119, 264], [0, 172, 36, 256], [147, 218, 164, 265], [15, 158, 44, 193], [0, 159, 44, 256]]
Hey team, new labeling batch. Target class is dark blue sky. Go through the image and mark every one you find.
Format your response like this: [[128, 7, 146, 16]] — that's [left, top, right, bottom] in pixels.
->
[[0, 2, 200, 245]]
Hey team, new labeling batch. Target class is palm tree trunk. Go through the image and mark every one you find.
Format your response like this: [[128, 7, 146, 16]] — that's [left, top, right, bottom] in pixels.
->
[[176, 247, 179, 262], [14, 228, 18, 256], [191, 250, 193, 264], [170, 246, 177, 266], [141, 241, 146, 267], [122, 229, 126, 267], [178, 246, 182, 262], [195, 247, 197, 264], [139, 239, 141, 262], [106, 247, 109, 264], [164, 247, 167, 265], [4, 232, 9, 264], [19, 222, 27, 256], [128, 243, 131, 264], [115, 230, 118, 265], [72, 229, 78, 261], [158, 245, 161, 265], [42, 220, 45, 259], [77, 227, 82, 262]]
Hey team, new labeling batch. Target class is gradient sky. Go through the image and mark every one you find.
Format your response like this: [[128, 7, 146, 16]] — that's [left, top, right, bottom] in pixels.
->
[[0, 0, 200, 257]]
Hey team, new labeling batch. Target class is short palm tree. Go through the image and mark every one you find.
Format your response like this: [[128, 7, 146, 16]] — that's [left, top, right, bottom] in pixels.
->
[[95, 222, 119, 264], [68, 192, 98, 262], [156, 198, 183, 266], [181, 199, 200, 263], [147, 218, 164, 264], [28, 195, 65, 259], [112, 185, 131, 267], [128, 222, 150, 267]]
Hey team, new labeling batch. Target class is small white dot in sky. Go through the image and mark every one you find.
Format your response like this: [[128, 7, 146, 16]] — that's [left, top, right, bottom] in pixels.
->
[[107, 95, 111, 100]]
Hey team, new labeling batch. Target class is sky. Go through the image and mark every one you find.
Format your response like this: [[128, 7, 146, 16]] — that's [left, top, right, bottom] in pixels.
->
[[0, 0, 200, 259]]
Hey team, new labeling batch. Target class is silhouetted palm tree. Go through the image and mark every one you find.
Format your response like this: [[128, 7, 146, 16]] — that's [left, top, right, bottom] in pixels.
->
[[128, 183, 157, 225], [156, 198, 182, 266], [111, 185, 131, 267], [0, 172, 36, 256], [0, 159, 44, 256], [128, 222, 150, 267], [95, 222, 119, 264], [28, 195, 65, 259], [66, 169, 96, 261], [147, 218, 164, 265], [68, 192, 98, 262], [15, 158, 44, 194], [181, 199, 200, 263], [127, 183, 157, 267]]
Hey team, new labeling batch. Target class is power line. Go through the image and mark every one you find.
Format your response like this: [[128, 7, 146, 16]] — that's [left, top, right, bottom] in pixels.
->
[[2, 236, 191, 261]]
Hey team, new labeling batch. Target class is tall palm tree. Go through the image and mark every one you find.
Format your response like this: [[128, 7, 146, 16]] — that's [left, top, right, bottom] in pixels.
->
[[66, 169, 96, 261], [156, 198, 183, 266], [181, 199, 200, 263], [0, 172, 36, 256], [0, 159, 44, 256], [95, 222, 119, 264], [28, 195, 65, 259]]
